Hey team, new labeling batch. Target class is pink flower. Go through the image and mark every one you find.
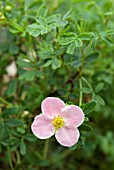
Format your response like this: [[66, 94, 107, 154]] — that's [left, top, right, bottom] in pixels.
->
[[31, 97, 85, 147]]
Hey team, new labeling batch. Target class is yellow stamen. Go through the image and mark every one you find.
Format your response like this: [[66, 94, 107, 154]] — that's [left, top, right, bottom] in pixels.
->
[[52, 115, 64, 130]]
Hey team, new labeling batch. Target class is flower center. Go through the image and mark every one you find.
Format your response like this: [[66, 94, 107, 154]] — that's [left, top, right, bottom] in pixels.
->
[[52, 115, 64, 130]]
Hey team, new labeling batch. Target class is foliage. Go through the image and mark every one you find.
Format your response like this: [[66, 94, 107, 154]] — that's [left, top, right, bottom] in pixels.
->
[[0, 0, 114, 170]]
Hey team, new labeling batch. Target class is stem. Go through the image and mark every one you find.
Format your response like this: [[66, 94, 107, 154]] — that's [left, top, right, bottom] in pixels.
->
[[36, 152, 42, 160], [43, 139, 49, 159], [79, 78, 82, 106], [80, 46, 85, 76], [0, 97, 11, 107], [79, 47, 85, 106], [15, 149, 21, 165], [82, 77, 93, 92], [7, 147, 14, 170]]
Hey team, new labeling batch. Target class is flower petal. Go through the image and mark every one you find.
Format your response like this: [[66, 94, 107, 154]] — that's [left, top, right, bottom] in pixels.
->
[[41, 97, 66, 118], [55, 126, 80, 147], [31, 114, 54, 139], [61, 105, 85, 127]]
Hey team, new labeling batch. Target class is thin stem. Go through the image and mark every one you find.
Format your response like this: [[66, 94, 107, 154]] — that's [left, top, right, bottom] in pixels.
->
[[79, 78, 82, 106], [36, 152, 42, 160], [80, 46, 85, 76], [0, 97, 11, 107], [15, 149, 21, 165], [43, 139, 49, 159], [7, 147, 14, 170], [82, 77, 93, 92], [79, 46, 85, 106]]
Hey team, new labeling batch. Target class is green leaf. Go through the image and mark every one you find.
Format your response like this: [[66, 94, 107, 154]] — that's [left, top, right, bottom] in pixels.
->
[[24, 134, 37, 142], [9, 44, 19, 55], [94, 95, 105, 106], [86, 52, 99, 62], [67, 42, 75, 54], [38, 50, 54, 59], [6, 80, 17, 97], [78, 137, 85, 146], [47, 14, 60, 23], [101, 36, 114, 46], [10, 138, 20, 151], [63, 32, 77, 37], [0, 126, 8, 140], [82, 87, 92, 93], [10, 20, 24, 32], [84, 117, 89, 122], [34, 70, 43, 77], [0, 44, 8, 52], [59, 37, 75, 45], [55, 47, 65, 56], [52, 57, 61, 69], [71, 56, 82, 68], [17, 59, 32, 68], [81, 123, 93, 132], [2, 107, 18, 117], [24, 0, 31, 10], [11, 130, 22, 138], [48, 12, 58, 23], [33, 160, 50, 166], [100, 30, 114, 36], [17, 127, 25, 134], [36, 16, 47, 26], [28, 29, 41, 37], [62, 10, 71, 20], [5, 119, 24, 127], [83, 101, 97, 115], [20, 142, 26, 155], [19, 70, 35, 81], [63, 54, 72, 64], [44, 60, 52, 67], [41, 27, 49, 35], [27, 23, 42, 30], [104, 11, 114, 16], [27, 24, 41, 37], [78, 32, 94, 40], [75, 21, 81, 34], [10, 137, 20, 145], [75, 38, 82, 47], [69, 144, 77, 150], [95, 82, 104, 93], [36, 4, 48, 17]]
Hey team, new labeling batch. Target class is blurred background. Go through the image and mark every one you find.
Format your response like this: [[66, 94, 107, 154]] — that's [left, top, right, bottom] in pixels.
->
[[0, 0, 114, 170]]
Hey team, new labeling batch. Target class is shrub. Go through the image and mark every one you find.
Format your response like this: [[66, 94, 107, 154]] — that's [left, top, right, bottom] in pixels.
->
[[0, 0, 114, 170]]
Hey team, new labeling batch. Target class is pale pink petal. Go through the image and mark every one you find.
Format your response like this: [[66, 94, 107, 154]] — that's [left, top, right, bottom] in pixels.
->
[[31, 114, 54, 139], [61, 105, 84, 127], [55, 126, 80, 147], [41, 97, 66, 118]]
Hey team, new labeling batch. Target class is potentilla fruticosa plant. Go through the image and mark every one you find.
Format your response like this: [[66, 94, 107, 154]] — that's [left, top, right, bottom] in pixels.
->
[[1, 0, 114, 169]]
